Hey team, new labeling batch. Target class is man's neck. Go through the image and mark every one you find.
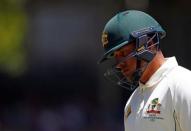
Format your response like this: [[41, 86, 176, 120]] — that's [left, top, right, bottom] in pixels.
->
[[140, 51, 165, 84]]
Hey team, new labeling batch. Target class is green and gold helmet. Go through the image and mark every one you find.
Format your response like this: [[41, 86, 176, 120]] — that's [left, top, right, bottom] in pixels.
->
[[98, 10, 166, 63]]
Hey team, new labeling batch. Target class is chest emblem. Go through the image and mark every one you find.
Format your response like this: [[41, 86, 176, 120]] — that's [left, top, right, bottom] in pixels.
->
[[144, 98, 163, 121], [147, 98, 161, 114]]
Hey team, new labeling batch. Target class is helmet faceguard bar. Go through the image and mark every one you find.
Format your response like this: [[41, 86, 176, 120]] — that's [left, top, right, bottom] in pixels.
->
[[116, 32, 159, 65], [104, 66, 139, 91], [104, 62, 148, 91], [131, 26, 159, 38]]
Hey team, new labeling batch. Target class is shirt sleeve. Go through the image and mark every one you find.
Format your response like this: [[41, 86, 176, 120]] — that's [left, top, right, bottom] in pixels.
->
[[124, 89, 138, 131], [171, 67, 191, 131]]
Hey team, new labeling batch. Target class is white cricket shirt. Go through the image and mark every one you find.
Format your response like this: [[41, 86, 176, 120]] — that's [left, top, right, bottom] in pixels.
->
[[124, 57, 191, 131]]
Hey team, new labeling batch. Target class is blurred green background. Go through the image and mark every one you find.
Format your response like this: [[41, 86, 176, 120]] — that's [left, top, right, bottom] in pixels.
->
[[0, 0, 191, 131], [0, 0, 27, 76]]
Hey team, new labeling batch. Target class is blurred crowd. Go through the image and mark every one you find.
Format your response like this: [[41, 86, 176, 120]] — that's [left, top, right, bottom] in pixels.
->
[[0, 96, 123, 131]]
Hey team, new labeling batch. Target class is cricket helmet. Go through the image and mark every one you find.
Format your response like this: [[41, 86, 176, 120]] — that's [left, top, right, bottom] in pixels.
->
[[98, 10, 166, 91], [98, 10, 166, 63]]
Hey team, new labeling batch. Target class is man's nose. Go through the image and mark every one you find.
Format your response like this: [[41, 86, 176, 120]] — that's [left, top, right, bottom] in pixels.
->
[[116, 62, 126, 69]]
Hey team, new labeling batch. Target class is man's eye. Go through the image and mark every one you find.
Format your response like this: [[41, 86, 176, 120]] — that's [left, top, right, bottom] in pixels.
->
[[123, 51, 129, 56]]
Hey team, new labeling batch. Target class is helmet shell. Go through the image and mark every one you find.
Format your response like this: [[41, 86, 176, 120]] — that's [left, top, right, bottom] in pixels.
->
[[99, 10, 166, 63]]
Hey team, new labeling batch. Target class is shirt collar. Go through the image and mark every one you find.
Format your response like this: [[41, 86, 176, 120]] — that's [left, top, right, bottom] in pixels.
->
[[139, 57, 178, 90]]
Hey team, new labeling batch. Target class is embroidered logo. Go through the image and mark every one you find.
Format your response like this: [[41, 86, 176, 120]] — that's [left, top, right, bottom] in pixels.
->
[[147, 98, 161, 114], [144, 98, 164, 121]]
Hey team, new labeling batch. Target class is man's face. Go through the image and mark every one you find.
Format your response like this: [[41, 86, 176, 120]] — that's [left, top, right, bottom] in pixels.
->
[[114, 43, 137, 80]]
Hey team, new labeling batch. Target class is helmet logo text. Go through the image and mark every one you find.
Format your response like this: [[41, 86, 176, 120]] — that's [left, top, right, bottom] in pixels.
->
[[102, 32, 109, 47]]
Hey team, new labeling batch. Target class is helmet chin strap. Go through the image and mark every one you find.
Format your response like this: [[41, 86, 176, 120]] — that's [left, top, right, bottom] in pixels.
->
[[132, 59, 142, 88], [127, 57, 147, 90], [131, 53, 152, 86]]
